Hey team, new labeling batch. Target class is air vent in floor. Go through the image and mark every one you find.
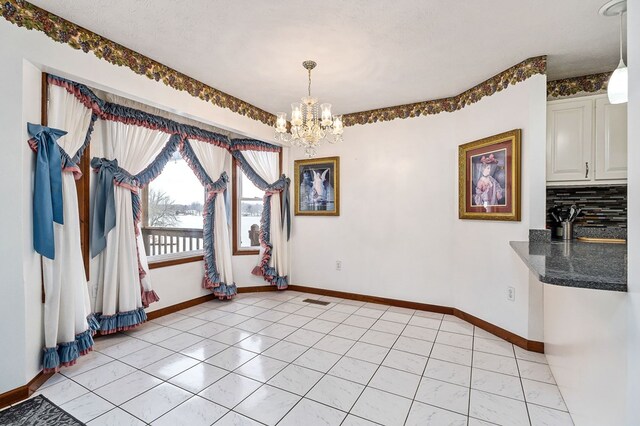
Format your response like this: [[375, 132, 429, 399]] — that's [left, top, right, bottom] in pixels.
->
[[302, 298, 330, 306]]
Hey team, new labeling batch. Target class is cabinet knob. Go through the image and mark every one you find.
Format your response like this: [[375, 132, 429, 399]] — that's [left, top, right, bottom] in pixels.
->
[[585, 162, 589, 179]]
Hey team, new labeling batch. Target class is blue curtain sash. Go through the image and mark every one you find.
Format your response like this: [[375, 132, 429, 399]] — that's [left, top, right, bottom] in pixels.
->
[[28, 123, 68, 259], [90, 158, 120, 257]]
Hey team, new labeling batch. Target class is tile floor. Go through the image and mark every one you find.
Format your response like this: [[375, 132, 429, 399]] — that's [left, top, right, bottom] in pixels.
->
[[29, 291, 573, 425]]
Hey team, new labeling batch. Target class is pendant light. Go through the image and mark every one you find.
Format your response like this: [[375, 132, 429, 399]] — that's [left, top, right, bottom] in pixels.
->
[[600, 0, 627, 104]]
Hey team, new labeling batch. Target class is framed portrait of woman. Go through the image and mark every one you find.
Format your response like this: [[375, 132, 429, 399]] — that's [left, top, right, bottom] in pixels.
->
[[458, 129, 521, 221], [294, 156, 340, 216]]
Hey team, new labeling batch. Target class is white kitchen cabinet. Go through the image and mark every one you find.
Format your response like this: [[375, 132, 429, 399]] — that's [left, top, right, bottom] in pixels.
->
[[547, 99, 592, 182], [595, 98, 627, 180], [547, 95, 627, 185]]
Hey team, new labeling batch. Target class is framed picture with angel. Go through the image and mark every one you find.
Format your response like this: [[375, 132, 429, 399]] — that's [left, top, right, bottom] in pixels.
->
[[294, 156, 340, 216]]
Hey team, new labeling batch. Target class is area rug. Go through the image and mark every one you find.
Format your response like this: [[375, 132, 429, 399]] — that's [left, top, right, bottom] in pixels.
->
[[0, 395, 84, 425]]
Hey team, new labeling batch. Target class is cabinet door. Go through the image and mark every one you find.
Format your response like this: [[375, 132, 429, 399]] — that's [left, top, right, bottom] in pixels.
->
[[547, 100, 593, 182], [595, 98, 627, 180]]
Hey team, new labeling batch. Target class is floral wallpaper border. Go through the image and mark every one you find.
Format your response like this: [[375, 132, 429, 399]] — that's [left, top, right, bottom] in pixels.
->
[[546, 72, 611, 99], [3, 1, 608, 129], [342, 56, 547, 126], [1, 0, 276, 126]]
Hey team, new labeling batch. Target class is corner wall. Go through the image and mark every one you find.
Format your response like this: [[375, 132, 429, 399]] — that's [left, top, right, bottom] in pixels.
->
[[289, 74, 547, 340]]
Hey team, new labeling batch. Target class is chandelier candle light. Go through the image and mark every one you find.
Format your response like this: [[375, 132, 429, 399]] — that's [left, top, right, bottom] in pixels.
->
[[275, 60, 344, 157]]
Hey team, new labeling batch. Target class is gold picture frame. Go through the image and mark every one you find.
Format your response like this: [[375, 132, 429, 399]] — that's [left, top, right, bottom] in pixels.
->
[[294, 156, 340, 216], [459, 129, 521, 221]]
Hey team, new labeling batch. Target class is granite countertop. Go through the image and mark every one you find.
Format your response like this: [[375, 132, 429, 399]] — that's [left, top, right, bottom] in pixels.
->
[[510, 240, 627, 292]]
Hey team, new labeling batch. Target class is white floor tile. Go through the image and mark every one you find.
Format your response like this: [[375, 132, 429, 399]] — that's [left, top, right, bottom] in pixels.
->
[[474, 326, 503, 341], [259, 322, 299, 338], [261, 340, 308, 362], [272, 302, 304, 314], [313, 334, 356, 355], [382, 349, 428, 375], [99, 338, 152, 358], [198, 373, 261, 408], [472, 351, 520, 376], [514, 345, 548, 364], [35, 378, 89, 406], [353, 307, 384, 319], [73, 361, 137, 390], [142, 352, 200, 380], [120, 344, 174, 369], [284, 328, 325, 346], [278, 398, 346, 426], [439, 319, 474, 335], [302, 318, 340, 334], [235, 305, 269, 318], [370, 319, 405, 335], [380, 311, 412, 324], [295, 306, 326, 318], [235, 355, 287, 382], [408, 316, 442, 330], [517, 359, 557, 384], [60, 392, 114, 423], [307, 375, 364, 411], [424, 358, 472, 387], [522, 378, 567, 411], [205, 347, 257, 371], [211, 328, 253, 345], [329, 304, 360, 314], [401, 324, 438, 341], [369, 365, 421, 398], [255, 310, 290, 322], [329, 356, 378, 385], [180, 339, 229, 361], [135, 327, 182, 345], [121, 382, 191, 423], [166, 316, 208, 332], [88, 407, 146, 426], [150, 313, 188, 326], [393, 336, 433, 356], [405, 400, 467, 426], [169, 362, 227, 393], [156, 332, 204, 351], [193, 309, 227, 322], [152, 395, 228, 426], [236, 318, 273, 333], [235, 334, 279, 354], [471, 368, 524, 400], [435, 331, 473, 349], [342, 315, 377, 329], [39, 372, 67, 389], [431, 343, 473, 366], [350, 387, 412, 426], [359, 329, 398, 348], [60, 352, 113, 378], [528, 403, 575, 426], [94, 370, 162, 405], [318, 310, 350, 322], [217, 314, 252, 327], [413, 311, 444, 320], [267, 364, 323, 395], [214, 411, 263, 426], [469, 389, 529, 426], [235, 385, 301, 426], [341, 414, 379, 426], [474, 337, 515, 357], [415, 377, 470, 415], [293, 348, 341, 373], [189, 321, 228, 338], [346, 342, 390, 364]]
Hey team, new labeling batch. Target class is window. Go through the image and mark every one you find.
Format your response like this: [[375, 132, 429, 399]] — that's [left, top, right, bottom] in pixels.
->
[[233, 163, 264, 254], [142, 152, 205, 259]]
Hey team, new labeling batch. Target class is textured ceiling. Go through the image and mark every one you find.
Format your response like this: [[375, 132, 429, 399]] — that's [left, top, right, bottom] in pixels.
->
[[29, 0, 626, 115]]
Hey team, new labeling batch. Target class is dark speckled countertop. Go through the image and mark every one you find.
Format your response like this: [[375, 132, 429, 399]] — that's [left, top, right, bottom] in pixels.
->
[[510, 240, 627, 292]]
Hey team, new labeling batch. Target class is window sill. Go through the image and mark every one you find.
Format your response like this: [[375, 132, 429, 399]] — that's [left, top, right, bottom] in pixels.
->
[[148, 250, 203, 269], [233, 249, 260, 256]]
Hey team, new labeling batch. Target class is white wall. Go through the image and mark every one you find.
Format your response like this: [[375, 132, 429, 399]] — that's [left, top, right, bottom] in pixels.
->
[[626, 0, 640, 423], [289, 74, 547, 340], [0, 20, 277, 394]]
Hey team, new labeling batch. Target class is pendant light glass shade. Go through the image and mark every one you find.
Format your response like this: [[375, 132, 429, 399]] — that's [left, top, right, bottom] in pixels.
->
[[608, 59, 628, 104]]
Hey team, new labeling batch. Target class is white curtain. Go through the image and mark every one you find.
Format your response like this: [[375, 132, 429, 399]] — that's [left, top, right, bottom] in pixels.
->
[[189, 139, 234, 287], [43, 85, 94, 359], [242, 150, 289, 280], [93, 122, 167, 325]]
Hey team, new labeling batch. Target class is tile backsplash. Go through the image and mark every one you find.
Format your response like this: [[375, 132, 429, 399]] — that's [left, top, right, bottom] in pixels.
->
[[546, 185, 627, 238]]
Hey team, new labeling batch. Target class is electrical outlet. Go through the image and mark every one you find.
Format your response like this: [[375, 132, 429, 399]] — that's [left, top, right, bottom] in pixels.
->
[[507, 286, 515, 301], [336, 260, 342, 271]]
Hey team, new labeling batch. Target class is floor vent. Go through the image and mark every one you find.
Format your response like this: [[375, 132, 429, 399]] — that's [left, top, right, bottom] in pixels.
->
[[302, 298, 330, 306]]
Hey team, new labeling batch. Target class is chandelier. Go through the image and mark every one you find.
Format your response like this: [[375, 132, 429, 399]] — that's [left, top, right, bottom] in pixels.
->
[[275, 60, 344, 157]]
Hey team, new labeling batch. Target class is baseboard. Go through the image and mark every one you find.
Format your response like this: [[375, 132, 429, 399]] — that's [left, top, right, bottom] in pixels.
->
[[238, 285, 280, 293], [0, 371, 53, 409], [288, 285, 544, 353]]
